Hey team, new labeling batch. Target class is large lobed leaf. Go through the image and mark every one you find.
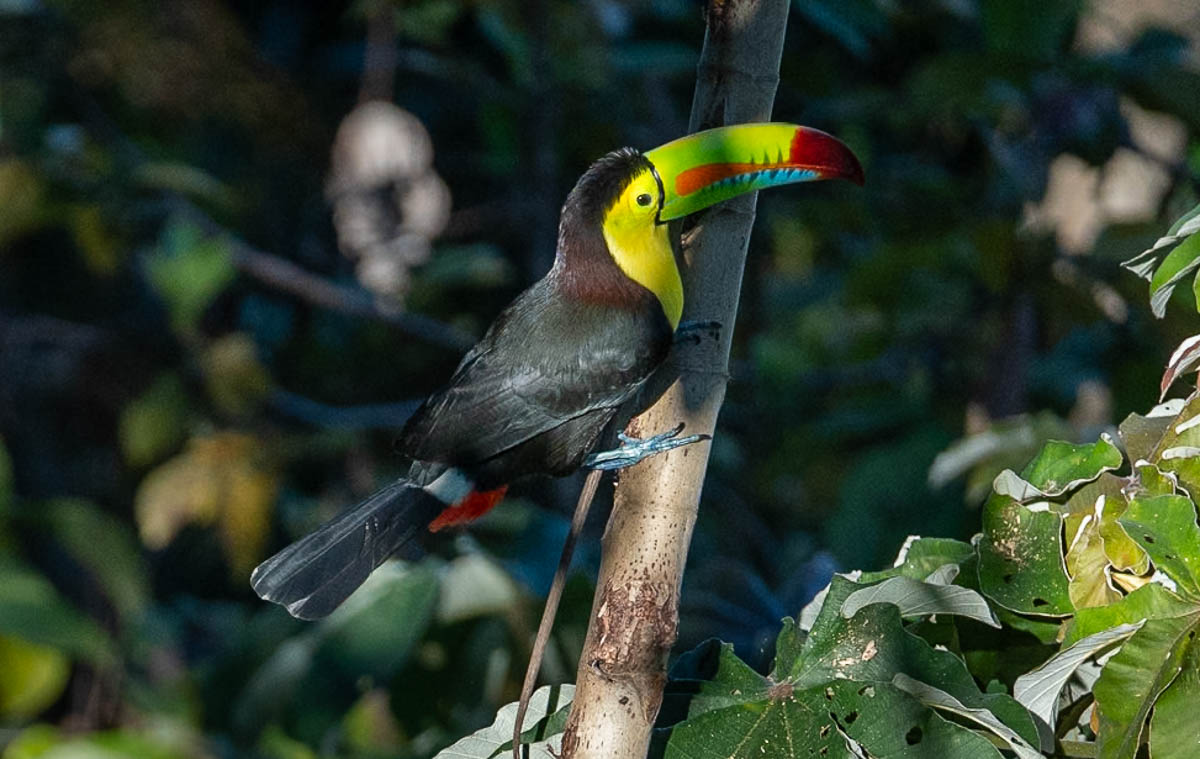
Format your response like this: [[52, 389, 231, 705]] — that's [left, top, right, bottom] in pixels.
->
[[663, 574, 1038, 759]]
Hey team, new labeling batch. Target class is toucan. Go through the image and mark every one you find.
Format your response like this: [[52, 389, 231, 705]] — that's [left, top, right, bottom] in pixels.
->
[[251, 123, 863, 619]]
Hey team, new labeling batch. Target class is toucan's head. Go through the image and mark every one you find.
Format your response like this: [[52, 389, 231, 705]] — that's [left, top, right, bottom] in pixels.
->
[[559, 123, 863, 329]]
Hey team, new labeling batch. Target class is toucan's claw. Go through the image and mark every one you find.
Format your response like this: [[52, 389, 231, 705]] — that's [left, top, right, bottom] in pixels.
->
[[585, 423, 709, 471]]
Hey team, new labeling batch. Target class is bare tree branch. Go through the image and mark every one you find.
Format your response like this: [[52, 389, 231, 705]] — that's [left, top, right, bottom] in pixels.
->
[[559, 1, 791, 756]]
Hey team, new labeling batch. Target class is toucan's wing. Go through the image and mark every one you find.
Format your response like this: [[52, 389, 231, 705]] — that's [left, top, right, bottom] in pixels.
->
[[398, 283, 670, 468]]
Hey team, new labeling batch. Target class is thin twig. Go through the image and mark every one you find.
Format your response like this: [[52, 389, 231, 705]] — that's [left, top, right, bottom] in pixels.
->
[[175, 203, 476, 353], [227, 238, 476, 352], [512, 469, 604, 759]]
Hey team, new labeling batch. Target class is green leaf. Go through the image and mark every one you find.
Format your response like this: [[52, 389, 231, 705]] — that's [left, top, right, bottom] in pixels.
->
[[794, 574, 864, 658], [2, 724, 63, 759], [1058, 474, 1150, 576], [669, 574, 1039, 758], [796, 603, 1040, 748], [1092, 613, 1200, 759], [1149, 628, 1200, 759], [1065, 511, 1121, 610], [995, 436, 1124, 502], [144, 218, 235, 335], [1100, 490, 1152, 575], [1147, 395, 1200, 497], [684, 641, 773, 719], [770, 618, 805, 682], [1065, 582, 1196, 646], [859, 537, 975, 583], [237, 560, 439, 729], [118, 373, 190, 468], [1119, 494, 1200, 596], [40, 499, 150, 620], [840, 575, 1000, 627], [1, 726, 193, 759], [1123, 202, 1200, 285], [1013, 623, 1143, 732], [978, 496, 1073, 616], [432, 684, 573, 759], [1118, 410, 1176, 465], [664, 678, 1004, 759], [0, 563, 114, 665], [201, 334, 273, 417], [317, 561, 440, 679], [1148, 234, 1200, 318], [0, 634, 71, 722], [436, 554, 520, 625]]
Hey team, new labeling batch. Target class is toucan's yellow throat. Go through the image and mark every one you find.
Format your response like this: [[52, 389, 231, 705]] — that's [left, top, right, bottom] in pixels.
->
[[601, 167, 682, 329]]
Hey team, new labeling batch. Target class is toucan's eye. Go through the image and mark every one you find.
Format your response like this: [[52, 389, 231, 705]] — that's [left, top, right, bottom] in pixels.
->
[[636, 193, 652, 207]]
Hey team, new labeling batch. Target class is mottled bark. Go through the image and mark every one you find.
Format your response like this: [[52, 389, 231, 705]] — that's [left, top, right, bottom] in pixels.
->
[[559, 1, 790, 756]]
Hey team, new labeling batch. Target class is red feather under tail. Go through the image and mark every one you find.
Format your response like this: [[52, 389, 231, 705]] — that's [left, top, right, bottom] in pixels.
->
[[428, 485, 509, 532]]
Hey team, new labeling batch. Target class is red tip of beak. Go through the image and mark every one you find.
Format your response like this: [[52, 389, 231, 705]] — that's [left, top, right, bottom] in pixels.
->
[[791, 128, 865, 186]]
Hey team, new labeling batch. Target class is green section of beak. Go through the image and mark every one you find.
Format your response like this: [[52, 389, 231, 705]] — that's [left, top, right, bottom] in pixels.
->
[[644, 123, 864, 221]]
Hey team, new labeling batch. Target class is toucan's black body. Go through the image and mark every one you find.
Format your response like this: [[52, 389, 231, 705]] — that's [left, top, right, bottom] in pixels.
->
[[398, 277, 670, 486]]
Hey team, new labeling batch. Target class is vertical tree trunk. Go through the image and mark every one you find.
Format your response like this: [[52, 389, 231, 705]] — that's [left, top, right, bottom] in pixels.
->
[[559, 1, 790, 756]]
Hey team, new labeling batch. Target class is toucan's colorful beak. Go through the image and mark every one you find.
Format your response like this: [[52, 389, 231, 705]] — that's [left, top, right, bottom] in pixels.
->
[[644, 123, 864, 222]]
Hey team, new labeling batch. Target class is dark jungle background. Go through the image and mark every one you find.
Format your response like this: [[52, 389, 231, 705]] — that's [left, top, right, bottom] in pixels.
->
[[1, 0, 1198, 756]]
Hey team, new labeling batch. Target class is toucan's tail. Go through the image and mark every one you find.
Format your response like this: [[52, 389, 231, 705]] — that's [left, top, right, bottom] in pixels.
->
[[250, 479, 445, 620]]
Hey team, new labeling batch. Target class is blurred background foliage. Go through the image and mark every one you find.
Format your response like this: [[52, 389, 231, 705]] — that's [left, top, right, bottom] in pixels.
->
[[0, 0, 1198, 756]]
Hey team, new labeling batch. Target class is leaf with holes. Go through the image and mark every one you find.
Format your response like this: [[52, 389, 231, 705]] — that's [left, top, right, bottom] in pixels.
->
[[1092, 613, 1200, 759], [663, 678, 1003, 759], [665, 578, 1038, 759], [1119, 495, 1200, 597], [978, 496, 1072, 616], [794, 600, 1039, 748], [891, 673, 1042, 759]]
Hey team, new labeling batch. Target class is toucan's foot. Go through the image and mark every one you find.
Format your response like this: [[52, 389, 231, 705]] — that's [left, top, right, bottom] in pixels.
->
[[674, 320, 722, 346], [584, 423, 710, 471]]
